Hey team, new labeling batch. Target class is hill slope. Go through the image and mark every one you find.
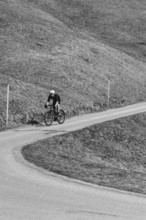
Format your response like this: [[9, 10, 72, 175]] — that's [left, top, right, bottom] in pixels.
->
[[22, 113, 146, 194], [0, 0, 146, 126], [26, 0, 146, 62]]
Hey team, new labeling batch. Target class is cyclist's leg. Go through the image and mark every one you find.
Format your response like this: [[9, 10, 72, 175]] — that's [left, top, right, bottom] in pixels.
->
[[53, 103, 56, 113], [55, 102, 60, 114], [56, 105, 59, 115], [53, 103, 58, 116], [57, 104, 60, 112], [58, 100, 61, 112]]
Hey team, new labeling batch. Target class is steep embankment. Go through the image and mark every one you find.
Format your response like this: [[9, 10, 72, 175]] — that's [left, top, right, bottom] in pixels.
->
[[22, 112, 146, 194], [0, 0, 146, 127]]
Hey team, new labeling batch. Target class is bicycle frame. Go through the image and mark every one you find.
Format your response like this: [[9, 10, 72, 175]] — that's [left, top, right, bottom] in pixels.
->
[[46, 105, 54, 112]]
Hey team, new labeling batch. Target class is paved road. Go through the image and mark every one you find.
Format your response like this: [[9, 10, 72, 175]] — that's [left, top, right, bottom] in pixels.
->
[[0, 102, 146, 220]]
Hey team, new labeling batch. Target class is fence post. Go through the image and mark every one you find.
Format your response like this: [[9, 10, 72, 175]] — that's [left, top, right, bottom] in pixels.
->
[[6, 84, 9, 126]]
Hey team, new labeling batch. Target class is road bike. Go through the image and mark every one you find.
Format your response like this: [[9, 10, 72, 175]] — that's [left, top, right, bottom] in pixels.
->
[[44, 105, 65, 126]]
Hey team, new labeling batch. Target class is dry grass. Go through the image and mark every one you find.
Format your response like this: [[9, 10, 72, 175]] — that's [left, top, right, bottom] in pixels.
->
[[22, 113, 146, 194], [49, 0, 146, 62], [0, 0, 146, 127]]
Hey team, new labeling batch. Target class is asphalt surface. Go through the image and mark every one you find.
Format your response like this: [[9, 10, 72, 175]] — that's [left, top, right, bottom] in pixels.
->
[[0, 102, 146, 220]]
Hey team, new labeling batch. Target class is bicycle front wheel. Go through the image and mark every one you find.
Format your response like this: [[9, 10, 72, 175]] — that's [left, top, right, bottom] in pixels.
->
[[57, 110, 65, 124], [44, 111, 54, 126]]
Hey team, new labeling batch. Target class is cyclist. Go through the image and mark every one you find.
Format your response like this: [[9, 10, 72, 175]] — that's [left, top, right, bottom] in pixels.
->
[[45, 90, 61, 114]]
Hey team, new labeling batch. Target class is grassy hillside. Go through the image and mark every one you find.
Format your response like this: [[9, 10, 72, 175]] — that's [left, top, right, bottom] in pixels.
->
[[22, 113, 146, 194], [0, 0, 146, 127], [47, 0, 146, 62]]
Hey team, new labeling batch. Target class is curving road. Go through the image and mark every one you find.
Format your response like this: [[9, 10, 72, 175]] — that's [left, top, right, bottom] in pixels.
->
[[0, 102, 146, 220]]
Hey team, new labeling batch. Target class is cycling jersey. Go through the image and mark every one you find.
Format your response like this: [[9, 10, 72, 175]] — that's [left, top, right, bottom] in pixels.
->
[[47, 94, 60, 106]]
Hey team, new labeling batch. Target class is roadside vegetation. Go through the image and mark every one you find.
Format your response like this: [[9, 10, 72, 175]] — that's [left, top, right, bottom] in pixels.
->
[[22, 113, 146, 194], [0, 0, 146, 128]]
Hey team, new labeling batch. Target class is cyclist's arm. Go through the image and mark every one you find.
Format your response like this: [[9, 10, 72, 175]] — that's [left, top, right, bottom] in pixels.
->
[[55, 94, 60, 104], [47, 95, 51, 102], [46, 95, 51, 106]]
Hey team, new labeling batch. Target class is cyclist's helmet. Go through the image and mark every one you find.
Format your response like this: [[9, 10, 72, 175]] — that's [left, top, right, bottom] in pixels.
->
[[50, 90, 55, 96]]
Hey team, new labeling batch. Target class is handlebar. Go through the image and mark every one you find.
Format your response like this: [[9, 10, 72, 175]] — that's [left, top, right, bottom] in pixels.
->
[[44, 103, 53, 109]]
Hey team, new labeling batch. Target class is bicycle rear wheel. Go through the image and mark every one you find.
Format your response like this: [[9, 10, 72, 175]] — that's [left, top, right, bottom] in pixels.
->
[[44, 111, 54, 126], [57, 109, 65, 124]]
